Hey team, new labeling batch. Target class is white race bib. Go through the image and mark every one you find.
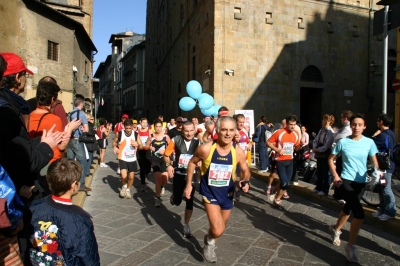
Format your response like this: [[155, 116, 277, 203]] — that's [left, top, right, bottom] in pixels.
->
[[208, 163, 233, 187], [178, 154, 193, 169], [283, 142, 294, 155], [140, 136, 148, 145], [124, 146, 136, 159]]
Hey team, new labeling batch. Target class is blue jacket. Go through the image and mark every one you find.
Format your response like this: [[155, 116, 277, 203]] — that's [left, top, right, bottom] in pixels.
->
[[29, 196, 100, 265], [373, 129, 396, 174]]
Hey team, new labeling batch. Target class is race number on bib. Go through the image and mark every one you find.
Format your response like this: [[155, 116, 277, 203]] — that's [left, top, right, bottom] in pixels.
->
[[124, 146, 136, 159], [178, 154, 193, 169], [208, 163, 233, 187], [140, 136, 148, 145], [283, 142, 294, 155]]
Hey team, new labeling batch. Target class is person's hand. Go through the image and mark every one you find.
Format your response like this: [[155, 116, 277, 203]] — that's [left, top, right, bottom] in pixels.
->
[[131, 140, 138, 148], [65, 118, 81, 133], [150, 146, 155, 152], [158, 149, 165, 155], [167, 165, 174, 178], [277, 148, 283, 155], [184, 185, 193, 199], [60, 132, 70, 144], [19, 185, 35, 199], [333, 176, 342, 187], [247, 143, 252, 150], [113, 146, 119, 154], [41, 125, 63, 149], [239, 181, 250, 193], [312, 148, 317, 153]]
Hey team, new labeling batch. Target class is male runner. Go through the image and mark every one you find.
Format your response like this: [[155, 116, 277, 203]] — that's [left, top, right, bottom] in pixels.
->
[[184, 116, 250, 263], [114, 114, 128, 174], [164, 121, 199, 237], [112, 119, 143, 199]]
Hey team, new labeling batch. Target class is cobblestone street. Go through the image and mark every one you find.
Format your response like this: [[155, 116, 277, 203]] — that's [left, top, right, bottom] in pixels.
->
[[84, 144, 400, 265]]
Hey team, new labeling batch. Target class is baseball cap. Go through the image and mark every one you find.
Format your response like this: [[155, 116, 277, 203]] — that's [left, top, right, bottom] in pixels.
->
[[1, 52, 34, 76], [132, 120, 138, 124], [121, 114, 129, 119]]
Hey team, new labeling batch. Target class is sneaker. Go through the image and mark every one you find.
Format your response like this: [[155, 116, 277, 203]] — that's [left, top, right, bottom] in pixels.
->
[[327, 195, 335, 200], [203, 235, 217, 263], [125, 189, 132, 199], [155, 198, 161, 207], [119, 187, 127, 198], [170, 195, 175, 205], [161, 186, 165, 195], [317, 191, 326, 196], [345, 244, 358, 263], [183, 224, 192, 238], [117, 167, 120, 174], [371, 211, 382, 218], [311, 189, 319, 193], [337, 199, 346, 204], [268, 193, 276, 202], [329, 225, 342, 246], [235, 190, 241, 201], [266, 186, 272, 195], [100, 163, 109, 168], [140, 185, 148, 192], [282, 191, 289, 199], [273, 199, 285, 210], [378, 213, 395, 221], [293, 182, 299, 186], [257, 169, 268, 173]]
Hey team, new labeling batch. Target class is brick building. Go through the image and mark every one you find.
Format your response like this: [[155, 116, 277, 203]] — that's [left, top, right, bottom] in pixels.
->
[[0, 0, 96, 113], [145, 0, 397, 135]]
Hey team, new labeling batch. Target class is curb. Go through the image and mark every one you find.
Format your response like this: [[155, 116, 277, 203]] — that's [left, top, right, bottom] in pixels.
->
[[72, 158, 99, 207], [250, 167, 400, 238]]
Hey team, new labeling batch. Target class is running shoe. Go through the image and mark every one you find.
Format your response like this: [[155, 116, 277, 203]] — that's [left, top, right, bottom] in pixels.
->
[[100, 163, 109, 168], [377, 214, 395, 221], [203, 235, 217, 263], [282, 191, 289, 199], [161, 186, 165, 195], [371, 211, 382, 218], [311, 189, 319, 193], [327, 195, 335, 200], [329, 224, 341, 246], [125, 189, 132, 199], [257, 169, 268, 173], [119, 187, 127, 198], [266, 186, 272, 195], [268, 193, 276, 202], [117, 167, 120, 174], [183, 224, 192, 238], [344, 244, 358, 263], [317, 191, 326, 196], [155, 198, 161, 207], [170, 194, 175, 205], [337, 199, 346, 204], [273, 199, 285, 210]]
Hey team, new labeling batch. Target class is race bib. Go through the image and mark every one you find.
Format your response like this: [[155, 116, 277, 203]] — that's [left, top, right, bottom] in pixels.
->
[[208, 163, 233, 187], [178, 154, 193, 169], [124, 146, 136, 159], [154, 146, 165, 158], [239, 142, 247, 151], [283, 142, 294, 155], [140, 136, 148, 145]]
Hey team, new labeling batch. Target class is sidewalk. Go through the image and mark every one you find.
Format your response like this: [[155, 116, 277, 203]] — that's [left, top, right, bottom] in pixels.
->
[[82, 141, 400, 265]]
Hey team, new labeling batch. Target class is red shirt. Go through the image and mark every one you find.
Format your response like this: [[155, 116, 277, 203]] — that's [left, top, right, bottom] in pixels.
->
[[114, 122, 124, 133]]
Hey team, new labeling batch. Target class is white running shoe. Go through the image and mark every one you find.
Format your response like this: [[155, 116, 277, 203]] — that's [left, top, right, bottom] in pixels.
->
[[161, 187, 165, 195], [119, 187, 127, 198], [125, 189, 132, 199], [329, 224, 342, 246], [117, 167, 120, 174], [155, 198, 161, 207], [183, 224, 192, 238], [203, 235, 217, 263], [317, 191, 326, 196]]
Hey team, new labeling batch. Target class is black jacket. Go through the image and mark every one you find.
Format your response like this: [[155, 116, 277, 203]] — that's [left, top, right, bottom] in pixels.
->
[[0, 88, 53, 191], [85, 122, 99, 152]]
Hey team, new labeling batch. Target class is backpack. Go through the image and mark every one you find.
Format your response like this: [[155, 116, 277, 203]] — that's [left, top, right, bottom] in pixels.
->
[[252, 124, 268, 143]]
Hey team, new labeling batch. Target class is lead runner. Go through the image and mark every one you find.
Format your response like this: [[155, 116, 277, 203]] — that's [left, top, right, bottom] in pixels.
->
[[184, 116, 250, 263]]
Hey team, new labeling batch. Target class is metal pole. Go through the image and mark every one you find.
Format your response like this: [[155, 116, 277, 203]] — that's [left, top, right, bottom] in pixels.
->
[[382, 5, 389, 113]]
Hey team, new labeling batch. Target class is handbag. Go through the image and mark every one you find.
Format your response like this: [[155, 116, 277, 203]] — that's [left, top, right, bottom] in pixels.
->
[[79, 133, 96, 143]]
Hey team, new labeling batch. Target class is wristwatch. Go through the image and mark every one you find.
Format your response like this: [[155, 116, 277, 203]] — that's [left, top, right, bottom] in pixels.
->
[[166, 163, 171, 167]]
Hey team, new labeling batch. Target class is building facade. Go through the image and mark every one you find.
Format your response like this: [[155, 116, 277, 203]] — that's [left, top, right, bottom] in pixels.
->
[[0, 0, 96, 113], [145, 0, 397, 135]]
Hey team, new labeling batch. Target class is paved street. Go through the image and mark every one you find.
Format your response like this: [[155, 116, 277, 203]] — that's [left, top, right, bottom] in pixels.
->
[[84, 143, 400, 266]]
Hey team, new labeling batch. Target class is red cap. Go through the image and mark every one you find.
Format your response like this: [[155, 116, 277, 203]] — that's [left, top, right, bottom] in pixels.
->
[[1, 53, 34, 76], [121, 114, 129, 119]]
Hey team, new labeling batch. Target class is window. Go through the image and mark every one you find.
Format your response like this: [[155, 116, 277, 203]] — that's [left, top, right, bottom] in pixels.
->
[[47, 41, 59, 61]]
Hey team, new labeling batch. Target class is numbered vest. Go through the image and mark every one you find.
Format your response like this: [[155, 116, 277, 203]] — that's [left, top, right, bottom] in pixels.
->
[[173, 136, 199, 171]]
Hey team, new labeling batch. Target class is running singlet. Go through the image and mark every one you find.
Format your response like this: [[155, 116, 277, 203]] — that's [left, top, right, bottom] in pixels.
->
[[238, 128, 249, 151], [118, 131, 137, 162], [97, 125, 106, 139], [138, 128, 150, 146], [151, 135, 167, 158], [200, 142, 237, 200], [114, 122, 124, 133]]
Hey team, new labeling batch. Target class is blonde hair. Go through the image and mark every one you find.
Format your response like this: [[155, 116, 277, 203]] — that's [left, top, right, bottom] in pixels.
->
[[323, 114, 335, 126]]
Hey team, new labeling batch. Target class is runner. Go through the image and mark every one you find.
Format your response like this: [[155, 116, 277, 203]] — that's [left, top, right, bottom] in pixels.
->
[[234, 114, 252, 201], [137, 118, 152, 192], [97, 118, 110, 167], [267, 115, 301, 209], [151, 119, 171, 206], [184, 116, 250, 263], [164, 121, 199, 237], [114, 114, 128, 174], [202, 106, 230, 143], [168, 116, 184, 139], [167, 118, 176, 130], [112, 118, 143, 199]]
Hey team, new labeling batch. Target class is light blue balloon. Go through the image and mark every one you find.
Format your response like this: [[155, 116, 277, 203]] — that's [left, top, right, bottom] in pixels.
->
[[198, 93, 214, 110], [213, 104, 222, 117], [179, 97, 196, 111], [201, 107, 214, 116], [186, 80, 202, 99]]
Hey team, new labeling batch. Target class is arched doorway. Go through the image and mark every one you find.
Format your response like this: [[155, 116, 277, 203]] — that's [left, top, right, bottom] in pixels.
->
[[300, 65, 323, 135]]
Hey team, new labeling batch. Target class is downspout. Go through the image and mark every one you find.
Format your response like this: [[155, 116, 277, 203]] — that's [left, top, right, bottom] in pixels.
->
[[367, 0, 373, 100]]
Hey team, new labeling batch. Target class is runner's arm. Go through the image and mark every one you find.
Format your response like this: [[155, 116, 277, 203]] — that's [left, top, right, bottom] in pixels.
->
[[236, 147, 251, 192], [112, 133, 119, 154]]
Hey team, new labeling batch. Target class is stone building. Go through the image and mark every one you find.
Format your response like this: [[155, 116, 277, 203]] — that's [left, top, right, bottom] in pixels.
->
[[145, 0, 397, 135], [0, 0, 96, 113], [94, 32, 145, 123]]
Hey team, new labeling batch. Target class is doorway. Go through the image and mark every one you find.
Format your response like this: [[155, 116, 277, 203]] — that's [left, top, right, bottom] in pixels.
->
[[300, 87, 322, 135]]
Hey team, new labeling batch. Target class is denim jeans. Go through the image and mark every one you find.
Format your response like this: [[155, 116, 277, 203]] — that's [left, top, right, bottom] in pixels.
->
[[315, 157, 331, 194], [379, 173, 397, 217], [258, 142, 269, 170], [67, 139, 87, 188], [276, 160, 293, 190], [84, 152, 93, 176]]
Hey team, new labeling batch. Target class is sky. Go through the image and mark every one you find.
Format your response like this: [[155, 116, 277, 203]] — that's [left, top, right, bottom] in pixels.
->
[[92, 0, 147, 74]]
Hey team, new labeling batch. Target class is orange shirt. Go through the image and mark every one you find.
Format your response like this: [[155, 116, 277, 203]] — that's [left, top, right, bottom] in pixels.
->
[[29, 112, 64, 163], [268, 128, 300, 161]]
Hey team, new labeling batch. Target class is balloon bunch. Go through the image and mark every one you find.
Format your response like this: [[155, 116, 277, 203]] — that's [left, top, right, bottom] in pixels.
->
[[179, 80, 221, 117]]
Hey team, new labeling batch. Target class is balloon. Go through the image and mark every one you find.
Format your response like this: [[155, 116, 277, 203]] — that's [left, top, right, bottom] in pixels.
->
[[199, 93, 214, 110], [212, 104, 222, 117], [186, 80, 202, 99], [179, 97, 196, 111], [201, 107, 214, 116]]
